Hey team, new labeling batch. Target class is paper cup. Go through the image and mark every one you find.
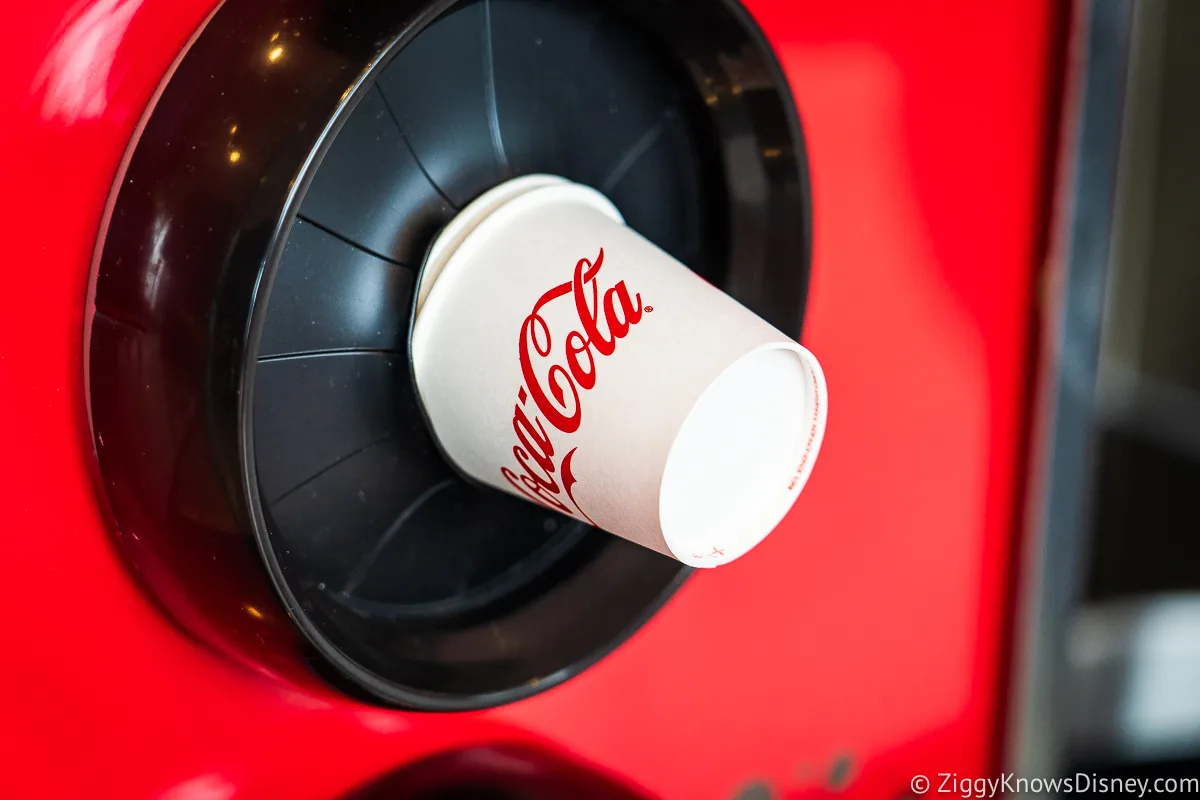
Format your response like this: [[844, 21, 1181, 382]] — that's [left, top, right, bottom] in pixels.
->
[[411, 175, 827, 568]]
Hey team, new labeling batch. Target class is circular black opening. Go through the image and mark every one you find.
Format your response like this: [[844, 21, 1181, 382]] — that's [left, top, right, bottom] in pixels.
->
[[87, 0, 810, 711]]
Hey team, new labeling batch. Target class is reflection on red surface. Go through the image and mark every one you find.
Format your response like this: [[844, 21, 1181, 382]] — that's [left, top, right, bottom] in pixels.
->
[[32, 0, 146, 124], [0, 0, 1061, 797]]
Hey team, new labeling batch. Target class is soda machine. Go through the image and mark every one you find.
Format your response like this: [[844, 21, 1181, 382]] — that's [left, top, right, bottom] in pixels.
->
[[0, 0, 1074, 797]]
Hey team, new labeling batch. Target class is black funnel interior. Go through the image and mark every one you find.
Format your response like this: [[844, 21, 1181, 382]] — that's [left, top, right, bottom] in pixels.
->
[[85, 0, 809, 711]]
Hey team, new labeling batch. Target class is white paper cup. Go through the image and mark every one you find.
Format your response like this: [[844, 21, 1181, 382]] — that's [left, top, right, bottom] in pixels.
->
[[411, 175, 827, 568]]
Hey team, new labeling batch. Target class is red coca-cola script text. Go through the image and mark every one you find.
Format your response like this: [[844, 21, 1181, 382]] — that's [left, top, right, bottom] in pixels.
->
[[500, 248, 649, 521]]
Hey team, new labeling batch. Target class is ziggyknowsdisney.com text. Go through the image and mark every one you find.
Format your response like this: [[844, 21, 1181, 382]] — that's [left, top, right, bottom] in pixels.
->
[[909, 772, 1200, 798]]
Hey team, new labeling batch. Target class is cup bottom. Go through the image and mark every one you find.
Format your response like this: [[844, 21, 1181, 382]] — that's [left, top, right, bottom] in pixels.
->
[[659, 345, 823, 567]]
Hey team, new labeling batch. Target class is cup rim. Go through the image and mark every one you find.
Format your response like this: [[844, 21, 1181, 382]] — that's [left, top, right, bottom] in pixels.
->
[[415, 174, 571, 316], [412, 178, 625, 372]]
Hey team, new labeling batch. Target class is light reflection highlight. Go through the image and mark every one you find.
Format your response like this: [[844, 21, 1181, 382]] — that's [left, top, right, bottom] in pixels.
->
[[157, 774, 236, 800], [32, 0, 147, 123]]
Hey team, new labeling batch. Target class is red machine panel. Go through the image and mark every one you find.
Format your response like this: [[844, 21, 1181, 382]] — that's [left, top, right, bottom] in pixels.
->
[[0, 0, 1061, 797]]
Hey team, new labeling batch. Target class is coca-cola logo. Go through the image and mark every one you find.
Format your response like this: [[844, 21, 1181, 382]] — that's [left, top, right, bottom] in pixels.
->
[[501, 248, 652, 522]]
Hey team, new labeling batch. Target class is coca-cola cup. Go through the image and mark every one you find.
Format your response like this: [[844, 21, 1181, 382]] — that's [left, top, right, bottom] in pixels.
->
[[411, 175, 827, 568]]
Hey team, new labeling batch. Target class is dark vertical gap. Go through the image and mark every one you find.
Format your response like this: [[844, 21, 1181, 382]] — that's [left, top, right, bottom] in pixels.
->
[[1082, 0, 1200, 604], [992, 0, 1074, 777]]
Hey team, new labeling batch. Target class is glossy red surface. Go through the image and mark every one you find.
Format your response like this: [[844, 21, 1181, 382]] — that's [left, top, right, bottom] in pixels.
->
[[0, 0, 1060, 797]]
